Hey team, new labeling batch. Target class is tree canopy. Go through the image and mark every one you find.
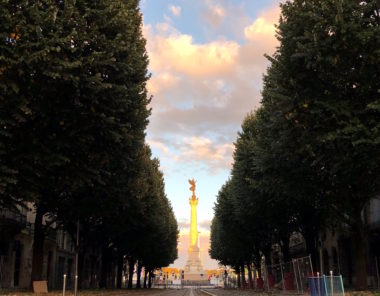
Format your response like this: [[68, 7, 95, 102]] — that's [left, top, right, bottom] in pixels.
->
[[0, 0, 178, 288], [210, 0, 380, 290]]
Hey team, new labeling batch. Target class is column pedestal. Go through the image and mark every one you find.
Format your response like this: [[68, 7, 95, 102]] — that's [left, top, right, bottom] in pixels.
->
[[184, 245, 205, 280]]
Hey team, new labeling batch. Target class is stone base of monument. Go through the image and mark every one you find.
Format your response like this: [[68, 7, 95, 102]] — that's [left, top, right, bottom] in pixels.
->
[[183, 273, 206, 281], [184, 245, 205, 281]]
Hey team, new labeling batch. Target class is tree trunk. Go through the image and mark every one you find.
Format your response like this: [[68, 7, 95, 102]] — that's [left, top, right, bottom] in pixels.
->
[[253, 250, 261, 278], [236, 266, 241, 288], [247, 263, 253, 289], [241, 264, 246, 289], [31, 205, 45, 285], [99, 245, 108, 288], [116, 252, 123, 289], [148, 270, 152, 288], [253, 265, 257, 289], [281, 235, 291, 262], [78, 244, 86, 289], [143, 268, 148, 288], [136, 260, 142, 289], [262, 247, 271, 266], [303, 229, 318, 271], [127, 259, 135, 289], [352, 211, 368, 290]]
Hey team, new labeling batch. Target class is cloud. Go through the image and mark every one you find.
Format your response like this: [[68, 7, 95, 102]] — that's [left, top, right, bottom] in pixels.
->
[[245, 17, 275, 39], [169, 4, 181, 17], [144, 4, 280, 175], [147, 139, 169, 154], [203, 0, 226, 27], [199, 219, 212, 230], [147, 72, 180, 100], [199, 1, 255, 41], [181, 137, 226, 160], [177, 219, 211, 231], [145, 24, 239, 77], [180, 137, 233, 171], [244, 5, 280, 43], [237, 5, 280, 69], [178, 219, 190, 229], [142, 1, 281, 271], [147, 136, 233, 174]]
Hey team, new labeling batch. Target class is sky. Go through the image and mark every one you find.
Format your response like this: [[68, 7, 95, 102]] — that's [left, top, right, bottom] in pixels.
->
[[140, 0, 281, 269]]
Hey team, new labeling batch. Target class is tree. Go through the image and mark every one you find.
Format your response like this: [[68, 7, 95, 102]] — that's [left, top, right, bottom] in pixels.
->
[[135, 148, 178, 286], [212, 2, 380, 290], [0, 0, 151, 283], [210, 180, 251, 288], [109, 146, 178, 289], [230, 112, 281, 265], [260, 0, 380, 289], [250, 103, 325, 266]]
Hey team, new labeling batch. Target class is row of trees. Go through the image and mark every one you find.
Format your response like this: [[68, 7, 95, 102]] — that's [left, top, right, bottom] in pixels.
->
[[210, 0, 380, 290], [0, 0, 177, 288]]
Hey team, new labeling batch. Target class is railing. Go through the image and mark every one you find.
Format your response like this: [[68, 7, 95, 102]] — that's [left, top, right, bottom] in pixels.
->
[[223, 255, 314, 292]]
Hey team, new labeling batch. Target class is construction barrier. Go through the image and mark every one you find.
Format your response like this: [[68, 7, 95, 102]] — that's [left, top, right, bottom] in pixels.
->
[[309, 275, 344, 296]]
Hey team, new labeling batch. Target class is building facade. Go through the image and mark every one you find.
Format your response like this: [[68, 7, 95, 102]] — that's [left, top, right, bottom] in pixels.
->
[[284, 197, 380, 288], [0, 204, 78, 289]]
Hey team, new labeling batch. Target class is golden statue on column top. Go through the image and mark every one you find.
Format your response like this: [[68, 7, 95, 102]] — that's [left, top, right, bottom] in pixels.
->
[[188, 179, 196, 198]]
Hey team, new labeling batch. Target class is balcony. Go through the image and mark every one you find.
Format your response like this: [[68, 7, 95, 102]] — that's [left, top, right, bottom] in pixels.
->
[[0, 208, 27, 226], [24, 222, 57, 242], [0, 208, 27, 239]]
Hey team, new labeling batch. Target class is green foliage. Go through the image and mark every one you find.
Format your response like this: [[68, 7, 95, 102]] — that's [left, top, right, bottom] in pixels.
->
[[210, 180, 252, 268], [210, 1, 380, 288], [0, 0, 177, 285], [115, 146, 178, 270]]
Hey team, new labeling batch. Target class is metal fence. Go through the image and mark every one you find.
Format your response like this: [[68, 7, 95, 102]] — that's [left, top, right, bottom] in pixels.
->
[[251, 255, 314, 293], [222, 255, 314, 292], [368, 256, 380, 289], [309, 275, 345, 296]]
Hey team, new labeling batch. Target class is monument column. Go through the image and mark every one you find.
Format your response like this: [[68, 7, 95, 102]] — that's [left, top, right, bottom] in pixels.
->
[[184, 179, 205, 280], [189, 195, 198, 247]]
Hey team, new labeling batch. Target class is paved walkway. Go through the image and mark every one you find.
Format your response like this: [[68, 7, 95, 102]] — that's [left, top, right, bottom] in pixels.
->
[[0, 288, 300, 296], [198, 289, 266, 296], [1, 288, 191, 296]]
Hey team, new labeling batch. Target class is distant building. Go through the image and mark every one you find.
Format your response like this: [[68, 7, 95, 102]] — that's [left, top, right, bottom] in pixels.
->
[[320, 198, 380, 287], [0, 203, 101, 289], [283, 196, 380, 288], [0, 203, 62, 288]]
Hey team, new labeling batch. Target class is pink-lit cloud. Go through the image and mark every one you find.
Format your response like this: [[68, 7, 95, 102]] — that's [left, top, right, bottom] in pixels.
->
[[244, 6, 279, 40], [202, 0, 226, 28], [144, 4, 280, 173], [145, 24, 239, 77], [180, 137, 234, 172], [169, 4, 181, 17]]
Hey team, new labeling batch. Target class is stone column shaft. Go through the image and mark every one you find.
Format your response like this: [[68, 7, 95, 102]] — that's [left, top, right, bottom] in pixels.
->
[[189, 197, 198, 247]]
